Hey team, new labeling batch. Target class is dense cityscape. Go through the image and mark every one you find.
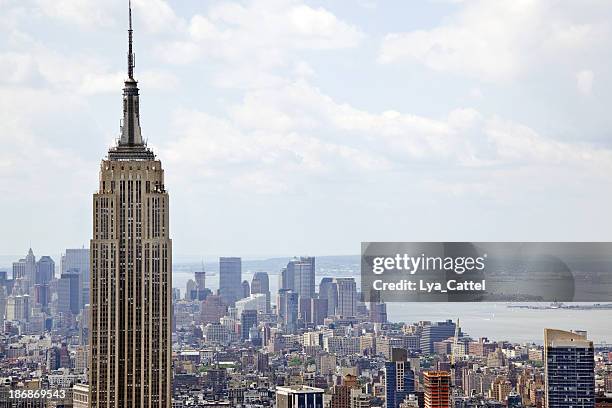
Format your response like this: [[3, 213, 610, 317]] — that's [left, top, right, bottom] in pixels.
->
[[0, 251, 611, 407], [0, 2, 611, 408]]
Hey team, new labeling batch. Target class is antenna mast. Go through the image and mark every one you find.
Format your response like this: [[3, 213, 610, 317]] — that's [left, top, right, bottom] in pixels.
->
[[128, 0, 135, 79]]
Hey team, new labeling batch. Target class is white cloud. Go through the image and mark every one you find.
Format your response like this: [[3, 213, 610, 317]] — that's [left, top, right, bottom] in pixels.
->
[[132, 0, 185, 34], [79, 71, 125, 94], [157, 0, 363, 88], [379, 1, 610, 81], [163, 80, 612, 195], [35, 0, 119, 28], [0, 52, 38, 84], [576, 69, 594, 95]]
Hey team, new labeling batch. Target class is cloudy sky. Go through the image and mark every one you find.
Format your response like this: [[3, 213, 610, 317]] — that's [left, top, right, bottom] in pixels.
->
[[1, 0, 612, 260]]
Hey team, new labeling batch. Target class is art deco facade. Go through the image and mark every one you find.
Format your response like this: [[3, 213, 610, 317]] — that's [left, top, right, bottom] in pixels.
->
[[89, 5, 172, 407]]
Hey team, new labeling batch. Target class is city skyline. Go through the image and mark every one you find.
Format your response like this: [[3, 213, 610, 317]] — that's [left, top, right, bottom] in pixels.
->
[[2, 1, 612, 257], [0, 2, 610, 407]]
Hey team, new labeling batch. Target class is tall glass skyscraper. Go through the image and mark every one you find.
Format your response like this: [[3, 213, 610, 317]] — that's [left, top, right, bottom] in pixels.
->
[[36, 256, 55, 285], [62, 248, 90, 308], [384, 348, 415, 408], [287, 257, 316, 299], [219, 257, 242, 305], [89, 3, 172, 407], [544, 328, 594, 408]]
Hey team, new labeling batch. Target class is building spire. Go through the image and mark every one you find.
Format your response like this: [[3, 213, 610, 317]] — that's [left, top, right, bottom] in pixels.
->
[[128, 0, 135, 79], [118, 0, 143, 147], [108, 0, 154, 160]]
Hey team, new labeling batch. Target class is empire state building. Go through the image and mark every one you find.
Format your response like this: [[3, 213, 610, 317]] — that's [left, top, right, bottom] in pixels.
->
[[90, 3, 172, 407]]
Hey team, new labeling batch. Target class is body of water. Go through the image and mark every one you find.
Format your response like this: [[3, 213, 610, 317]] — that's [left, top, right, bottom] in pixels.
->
[[174, 264, 612, 345]]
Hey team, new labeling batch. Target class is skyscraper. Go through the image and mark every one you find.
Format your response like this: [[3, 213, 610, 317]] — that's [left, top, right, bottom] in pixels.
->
[[335, 278, 357, 318], [310, 297, 328, 325], [241, 279, 250, 299], [12, 248, 36, 292], [6, 293, 29, 322], [36, 256, 55, 285], [185, 279, 196, 300], [384, 348, 415, 408], [285, 257, 316, 299], [423, 371, 451, 408], [189, 271, 209, 301], [58, 272, 80, 315], [0, 286, 6, 328], [544, 328, 595, 408], [420, 320, 457, 355], [89, 4, 172, 407], [62, 248, 90, 308], [240, 309, 258, 340], [251, 272, 271, 313], [219, 257, 242, 305], [278, 289, 299, 334], [12, 258, 26, 281], [319, 277, 337, 317], [194, 270, 206, 290], [34, 256, 54, 309]]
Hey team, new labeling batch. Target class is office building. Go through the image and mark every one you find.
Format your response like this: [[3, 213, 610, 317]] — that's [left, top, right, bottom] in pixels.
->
[[0, 286, 6, 328], [544, 328, 594, 408], [278, 289, 299, 334], [36, 256, 55, 285], [310, 297, 328, 325], [12, 248, 36, 291], [370, 301, 388, 323], [34, 284, 50, 308], [240, 309, 258, 340], [58, 272, 80, 315], [335, 278, 357, 318], [330, 376, 359, 408], [187, 271, 209, 301], [89, 5, 172, 407], [285, 257, 316, 299], [235, 293, 267, 316], [62, 248, 90, 308], [241, 279, 250, 299], [195, 270, 206, 289], [251, 271, 271, 313], [201, 295, 228, 324], [185, 279, 196, 300], [6, 293, 29, 322], [203, 322, 230, 345], [319, 277, 337, 316], [421, 320, 456, 355], [384, 348, 415, 408], [73, 384, 89, 408], [219, 257, 242, 305], [276, 385, 324, 408]]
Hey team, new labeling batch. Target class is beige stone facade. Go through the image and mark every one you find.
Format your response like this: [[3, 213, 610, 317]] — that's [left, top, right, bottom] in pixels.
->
[[89, 158, 172, 408]]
